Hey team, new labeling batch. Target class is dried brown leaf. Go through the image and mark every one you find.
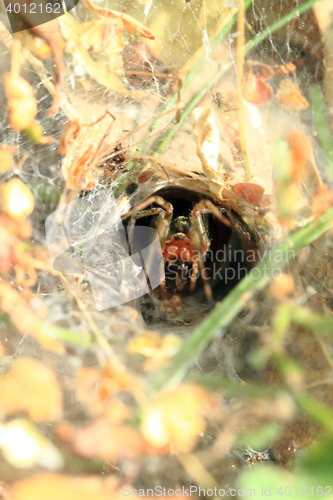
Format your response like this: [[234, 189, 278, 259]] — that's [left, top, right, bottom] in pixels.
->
[[81, 0, 156, 40], [242, 61, 274, 105], [0, 281, 64, 353], [277, 78, 309, 111], [57, 421, 146, 460], [0, 146, 16, 173], [287, 130, 312, 182], [141, 385, 209, 453], [242, 72, 274, 105], [231, 182, 265, 206], [312, 185, 333, 217], [27, 22, 64, 115]]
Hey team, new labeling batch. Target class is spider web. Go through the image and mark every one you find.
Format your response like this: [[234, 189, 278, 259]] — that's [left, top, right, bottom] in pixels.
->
[[0, 0, 328, 353], [0, 0, 331, 478], [0, 0, 327, 332]]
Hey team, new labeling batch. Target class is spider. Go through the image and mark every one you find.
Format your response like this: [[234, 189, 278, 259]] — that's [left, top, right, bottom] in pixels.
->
[[122, 190, 232, 302]]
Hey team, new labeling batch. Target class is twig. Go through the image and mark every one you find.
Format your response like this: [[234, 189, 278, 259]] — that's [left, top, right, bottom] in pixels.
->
[[59, 274, 147, 405]]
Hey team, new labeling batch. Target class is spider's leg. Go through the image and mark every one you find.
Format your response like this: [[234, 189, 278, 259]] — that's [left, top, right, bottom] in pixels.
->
[[189, 199, 229, 300], [189, 201, 212, 256], [127, 207, 167, 291], [187, 229, 213, 301], [128, 207, 165, 228], [124, 198, 174, 293], [225, 209, 251, 241], [123, 195, 173, 247], [127, 207, 165, 258], [191, 199, 231, 228], [197, 258, 213, 301], [190, 260, 199, 292]]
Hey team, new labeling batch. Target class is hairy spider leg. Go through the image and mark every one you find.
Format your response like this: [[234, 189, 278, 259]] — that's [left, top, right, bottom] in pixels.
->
[[189, 199, 231, 301], [124, 196, 174, 292], [191, 200, 232, 228], [128, 207, 166, 229], [225, 209, 251, 242], [186, 221, 211, 299], [124, 207, 166, 294], [124, 195, 173, 246]]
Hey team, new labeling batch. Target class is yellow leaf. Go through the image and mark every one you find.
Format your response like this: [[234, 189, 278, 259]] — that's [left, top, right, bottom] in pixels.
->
[[276, 78, 309, 111], [0, 419, 63, 469], [128, 332, 182, 371], [0, 145, 16, 173], [57, 421, 146, 460], [59, 14, 143, 98], [12, 473, 121, 500], [141, 385, 209, 452], [0, 358, 62, 421], [2, 179, 34, 219], [3, 73, 37, 130]]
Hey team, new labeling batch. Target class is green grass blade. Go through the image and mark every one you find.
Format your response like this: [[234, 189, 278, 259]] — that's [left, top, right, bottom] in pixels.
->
[[38, 323, 94, 347], [156, 0, 323, 154], [290, 306, 333, 336], [137, 0, 253, 153], [310, 85, 333, 178]]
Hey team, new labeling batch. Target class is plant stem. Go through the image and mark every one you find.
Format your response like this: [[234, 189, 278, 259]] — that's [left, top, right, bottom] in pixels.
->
[[236, 0, 251, 179], [156, 0, 323, 155], [138, 0, 253, 155], [310, 85, 333, 178]]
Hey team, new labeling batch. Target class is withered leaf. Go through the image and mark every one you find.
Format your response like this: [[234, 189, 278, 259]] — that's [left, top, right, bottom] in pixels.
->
[[277, 78, 309, 111], [232, 182, 265, 206], [3, 73, 37, 131], [27, 22, 64, 114], [12, 473, 122, 500], [82, 0, 156, 40], [312, 185, 333, 217], [244, 60, 275, 80], [242, 72, 274, 106], [0, 358, 62, 421], [242, 61, 274, 106], [0, 145, 16, 172], [57, 421, 146, 460], [141, 385, 209, 453], [59, 14, 143, 99]]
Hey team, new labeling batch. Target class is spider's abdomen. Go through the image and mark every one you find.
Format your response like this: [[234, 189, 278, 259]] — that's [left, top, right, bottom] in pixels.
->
[[163, 233, 197, 263]]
